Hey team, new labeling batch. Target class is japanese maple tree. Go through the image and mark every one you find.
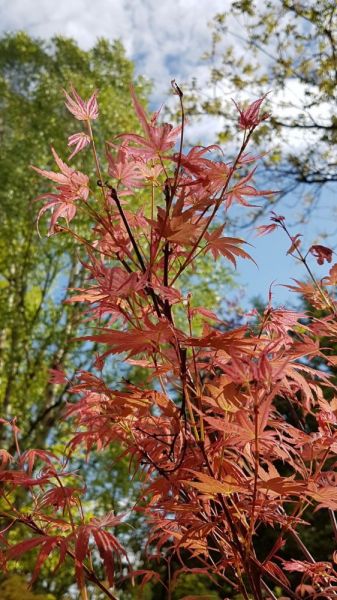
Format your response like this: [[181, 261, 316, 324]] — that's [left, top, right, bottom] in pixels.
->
[[1, 82, 337, 600]]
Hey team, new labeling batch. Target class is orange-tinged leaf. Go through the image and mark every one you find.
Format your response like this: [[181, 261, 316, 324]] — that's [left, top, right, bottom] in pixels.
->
[[205, 230, 254, 266], [258, 477, 307, 496], [324, 262, 337, 285], [308, 485, 337, 511], [184, 472, 241, 496], [286, 234, 302, 255], [78, 320, 175, 357]]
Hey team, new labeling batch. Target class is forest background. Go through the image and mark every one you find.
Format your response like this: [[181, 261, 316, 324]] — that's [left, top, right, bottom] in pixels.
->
[[1, 1, 337, 598]]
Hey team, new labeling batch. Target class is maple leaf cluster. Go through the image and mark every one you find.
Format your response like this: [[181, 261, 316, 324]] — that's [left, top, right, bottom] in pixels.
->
[[2, 84, 337, 600]]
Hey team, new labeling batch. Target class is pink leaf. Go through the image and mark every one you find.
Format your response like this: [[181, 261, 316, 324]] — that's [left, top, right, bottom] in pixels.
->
[[64, 86, 99, 121]]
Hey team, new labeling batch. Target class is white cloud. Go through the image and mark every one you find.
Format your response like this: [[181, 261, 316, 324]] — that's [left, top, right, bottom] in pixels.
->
[[0, 0, 238, 144], [0, 0, 228, 100]]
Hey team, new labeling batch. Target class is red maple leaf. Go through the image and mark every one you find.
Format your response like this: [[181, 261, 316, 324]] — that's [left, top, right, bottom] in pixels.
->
[[117, 86, 181, 159], [32, 148, 89, 234], [233, 93, 270, 129], [63, 86, 99, 121], [309, 244, 333, 265]]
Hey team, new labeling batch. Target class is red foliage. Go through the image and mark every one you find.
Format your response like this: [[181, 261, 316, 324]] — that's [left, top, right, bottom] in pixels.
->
[[309, 244, 333, 265], [2, 84, 337, 600]]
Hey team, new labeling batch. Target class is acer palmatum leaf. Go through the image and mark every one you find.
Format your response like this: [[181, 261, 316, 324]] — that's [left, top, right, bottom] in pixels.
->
[[63, 86, 99, 121], [32, 147, 89, 234], [116, 86, 181, 159], [233, 93, 270, 130], [68, 131, 91, 160]]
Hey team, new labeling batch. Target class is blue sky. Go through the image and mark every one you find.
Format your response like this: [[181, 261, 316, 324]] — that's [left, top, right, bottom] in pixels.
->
[[1, 0, 334, 309]]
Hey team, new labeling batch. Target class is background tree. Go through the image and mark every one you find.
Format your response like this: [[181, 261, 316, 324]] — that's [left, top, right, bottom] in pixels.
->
[[0, 575, 56, 600], [0, 32, 150, 446], [189, 0, 337, 224]]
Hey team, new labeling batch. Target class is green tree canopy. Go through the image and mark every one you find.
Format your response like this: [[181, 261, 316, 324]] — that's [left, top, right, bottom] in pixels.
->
[[0, 32, 150, 446]]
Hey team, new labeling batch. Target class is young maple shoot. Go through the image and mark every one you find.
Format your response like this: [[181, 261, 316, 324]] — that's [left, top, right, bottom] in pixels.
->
[[1, 83, 337, 600]]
